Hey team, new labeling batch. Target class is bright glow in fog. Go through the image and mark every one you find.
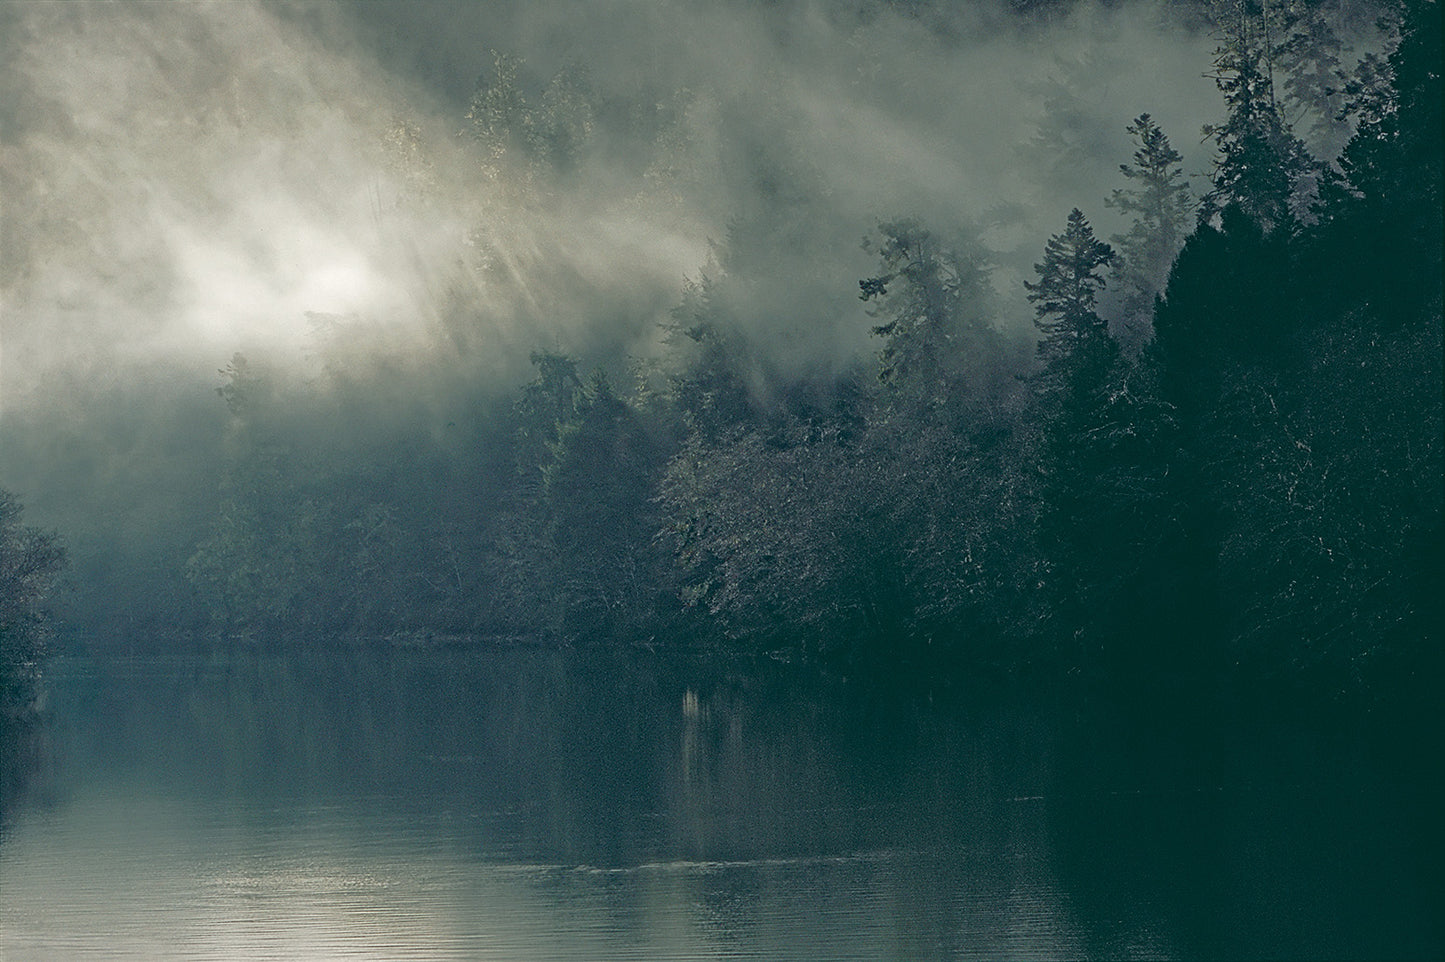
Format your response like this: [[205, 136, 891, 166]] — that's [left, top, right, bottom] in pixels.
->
[[0, 0, 1228, 415], [1, 0, 479, 403], [166, 212, 405, 352]]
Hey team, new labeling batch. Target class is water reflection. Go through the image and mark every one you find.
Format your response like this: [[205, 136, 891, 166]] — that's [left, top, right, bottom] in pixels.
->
[[1, 644, 1438, 960]]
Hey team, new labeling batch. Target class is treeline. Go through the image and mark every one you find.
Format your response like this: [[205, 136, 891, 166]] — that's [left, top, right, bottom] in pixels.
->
[[0, 490, 65, 720], [178, 0, 1439, 686]]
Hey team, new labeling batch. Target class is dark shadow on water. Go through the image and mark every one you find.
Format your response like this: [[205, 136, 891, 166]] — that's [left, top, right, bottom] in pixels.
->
[[1048, 676, 1445, 961]]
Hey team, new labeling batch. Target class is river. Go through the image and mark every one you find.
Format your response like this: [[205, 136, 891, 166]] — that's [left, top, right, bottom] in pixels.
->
[[1, 642, 1439, 960]]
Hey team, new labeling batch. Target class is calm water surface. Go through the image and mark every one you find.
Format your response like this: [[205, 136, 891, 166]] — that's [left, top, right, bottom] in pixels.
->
[[1, 643, 1439, 960]]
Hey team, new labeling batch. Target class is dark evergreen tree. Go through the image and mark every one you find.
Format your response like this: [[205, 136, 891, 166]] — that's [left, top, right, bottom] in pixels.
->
[[496, 353, 677, 640], [1148, 0, 1443, 680], [540, 370, 670, 637], [1145, 209, 1281, 666], [1228, 0, 1445, 683], [1025, 209, 1115, 383], [1321, 0, 1442, 319], [1155, 203, 1294, 381], [512, 350, 585, 490], [1025, 210, 1123, 661]]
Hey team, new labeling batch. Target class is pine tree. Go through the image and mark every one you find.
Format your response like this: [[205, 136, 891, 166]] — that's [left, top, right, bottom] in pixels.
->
[[1201, 0, 1317, 232], [1026, 209, 1115, 388], [1106, 115, 1197, 348], [1026, 211, 1124, 661], [859, 219, 1004, 427]]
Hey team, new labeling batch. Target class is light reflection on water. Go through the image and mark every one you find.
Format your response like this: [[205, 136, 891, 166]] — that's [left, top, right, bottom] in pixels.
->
[[0, 645, 1437, 960], [1, 795, 1081, 961]]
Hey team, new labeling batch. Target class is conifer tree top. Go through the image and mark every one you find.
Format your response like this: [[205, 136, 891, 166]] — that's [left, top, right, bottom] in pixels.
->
[[1026, 209, 1115, 336]]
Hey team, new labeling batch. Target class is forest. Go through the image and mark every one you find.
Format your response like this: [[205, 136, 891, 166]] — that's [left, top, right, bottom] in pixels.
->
[[1, 0, 1440, 707]]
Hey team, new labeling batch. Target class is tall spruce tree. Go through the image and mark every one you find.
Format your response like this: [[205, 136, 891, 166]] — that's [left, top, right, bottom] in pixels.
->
[[1031, 210, 1213, 674], [1026, 209, 1116, 384], [1201, 0, 1317, 232], [859, 220, 1006, 429], [1106, 115, 1197, 348], [1026, 211, 1122, 660]]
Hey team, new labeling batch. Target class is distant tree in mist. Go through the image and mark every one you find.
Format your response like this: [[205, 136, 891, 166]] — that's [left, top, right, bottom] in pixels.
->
[[466, 50, 534, 171], [186, 354, 327, 631], [465, 51, 598, 184], [533, 63, 597, 177], [0, 490, 65, 718], [1105, 115, 1196, 349], [860, 219, 1012, 428], [1277, 0, 1353, 157], [1021, 54, 1125, 206], [1201, 0, 1317, 231], [662, 270, 767, 443], [381, 118, 438, 207], [186, 355, 425, 635], [500, 357, 672, 638]]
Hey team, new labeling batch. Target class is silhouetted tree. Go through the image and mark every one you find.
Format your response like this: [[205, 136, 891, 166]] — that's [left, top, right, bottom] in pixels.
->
[[1320, 0, 1442, 319], [541, 371, 670, 637], [1025, 210, 1132, 660], [1026, 209, 1115, 383]]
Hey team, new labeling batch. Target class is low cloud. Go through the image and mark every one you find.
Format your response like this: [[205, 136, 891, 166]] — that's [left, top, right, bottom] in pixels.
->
[[2, 0, 1240, 419]]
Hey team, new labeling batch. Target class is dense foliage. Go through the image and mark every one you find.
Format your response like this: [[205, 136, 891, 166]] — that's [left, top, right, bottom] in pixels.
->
[[53, 0, 1437, 692], [0, 490, 66, 718]]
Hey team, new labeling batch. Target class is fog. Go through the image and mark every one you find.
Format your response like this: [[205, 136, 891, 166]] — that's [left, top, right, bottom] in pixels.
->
[[1, 0, 1235, 398], [1, 0, 1378, 632]]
